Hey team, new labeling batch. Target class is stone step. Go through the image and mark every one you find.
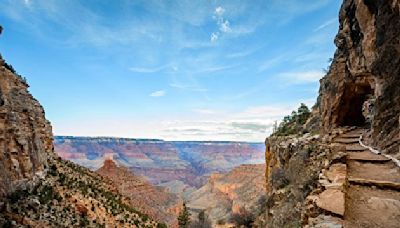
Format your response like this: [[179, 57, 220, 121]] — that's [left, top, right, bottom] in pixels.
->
[[346, 144, 368, 151], [348, 177, 400, 190], [316, 189, 345, 216], [340, 133, 361, 139], [334, 137, 359, 144], [344, 185, 400, 228], [347, 161, 400, 187], [346, 151, 390, 162]]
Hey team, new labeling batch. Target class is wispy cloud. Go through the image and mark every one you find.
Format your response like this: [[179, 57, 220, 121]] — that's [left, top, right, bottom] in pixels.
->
[[192, 109, 216, 115], [258, 54, 287, 72], [226, 49, 255, 59], [280, 71, 324, 84], [150, 90, 166, 97], [129, 65, 170, 73], [314, 18, 337, 32], [160, 103, 302, 141], [169, 83, 208, 92], [23, 0, 31, 6]]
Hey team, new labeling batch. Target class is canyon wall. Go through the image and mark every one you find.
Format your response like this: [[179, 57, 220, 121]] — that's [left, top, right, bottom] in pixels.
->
[[0, 54, 53, 197], [262, 0, 400, 227], [54, 137, 264, 188], [319, 0, 400, 154], [187, 164, 266, 226]]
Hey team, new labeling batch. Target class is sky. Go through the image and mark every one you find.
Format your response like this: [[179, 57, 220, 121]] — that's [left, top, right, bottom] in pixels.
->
[[0, 0, 341, 142]]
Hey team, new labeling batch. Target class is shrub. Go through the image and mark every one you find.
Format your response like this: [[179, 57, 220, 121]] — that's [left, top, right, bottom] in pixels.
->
[[271, 168, 289, 189], [230, 209, 255, 228], [272, 103, 311, 136]]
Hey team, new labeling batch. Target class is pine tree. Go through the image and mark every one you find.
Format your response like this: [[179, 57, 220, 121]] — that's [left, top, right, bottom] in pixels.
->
[[178, 203, 191, 228]]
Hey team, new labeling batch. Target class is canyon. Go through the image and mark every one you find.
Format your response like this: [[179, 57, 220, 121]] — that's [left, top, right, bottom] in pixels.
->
[[1, 0, 400, 227], [54, 136, 264, 190]]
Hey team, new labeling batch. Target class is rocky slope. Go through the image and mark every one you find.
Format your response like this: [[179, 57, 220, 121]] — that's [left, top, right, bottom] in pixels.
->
[[187, 164, 266, 226], [0, 31, 163, 227], [261, 0, 400, 227], [54, 137, 264, 188], [97, 159, 181, 227]]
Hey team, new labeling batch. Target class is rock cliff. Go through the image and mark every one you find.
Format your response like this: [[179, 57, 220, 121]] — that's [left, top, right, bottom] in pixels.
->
[[262, 0, 400, 227], [319, 0, 400, 154], [0, 53, 53, 198], [0, 30, 163, 227]]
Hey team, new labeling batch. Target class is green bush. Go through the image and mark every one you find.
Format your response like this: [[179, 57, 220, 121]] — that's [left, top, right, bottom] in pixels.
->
[[272, 103, 311, 136]]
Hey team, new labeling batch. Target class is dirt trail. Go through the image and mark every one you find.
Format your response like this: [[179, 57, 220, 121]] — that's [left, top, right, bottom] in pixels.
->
[[336, 129, 400, 228]]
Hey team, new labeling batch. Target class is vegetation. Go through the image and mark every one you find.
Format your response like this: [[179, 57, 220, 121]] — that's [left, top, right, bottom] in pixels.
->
[[272, 103, 311, 136], [190, 210, 212, 228], [177, 203, 191, 228], [0, 157, 163, 227], [230, 208, 255, 228]]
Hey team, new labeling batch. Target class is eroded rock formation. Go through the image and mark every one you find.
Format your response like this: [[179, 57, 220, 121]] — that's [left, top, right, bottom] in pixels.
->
[[54, 137, 264, 188], [97, 159, 181, 227], [319, 0, 400, 154], [262, 0, 400, 226], [0, 54, 53, 197], [187, 164, 266, 226]]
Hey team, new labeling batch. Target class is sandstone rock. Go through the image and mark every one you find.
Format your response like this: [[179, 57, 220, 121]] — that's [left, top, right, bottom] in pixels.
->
[[319, 0, 400, 154], [316, 189, 345, 216], [187, 164, 266, 225], [96, 159, 180, 226], [0, 52, 53, 198], [308, 215, 343, 228], [325, 164, 346, 185]]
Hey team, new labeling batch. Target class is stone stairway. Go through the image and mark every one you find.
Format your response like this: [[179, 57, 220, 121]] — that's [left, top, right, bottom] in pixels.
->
[[312, 129, 400, 228]]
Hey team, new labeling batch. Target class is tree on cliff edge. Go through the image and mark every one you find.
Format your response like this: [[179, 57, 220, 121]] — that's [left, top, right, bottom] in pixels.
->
[[178, 203, 191, 228]]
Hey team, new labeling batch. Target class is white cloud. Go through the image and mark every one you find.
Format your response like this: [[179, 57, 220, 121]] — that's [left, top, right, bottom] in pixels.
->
[[219, 20, 231, 33], [150, 90, 166, 97], [211, 6, 232, 42], [23, 0, 31, 6], [280, 71, 324, 84], [258, 54, 287, 72], [210, 32, 219, 42], [226, 49, 254, 58], [192, 109, 216, 115], [215, 6, 225, 16], [129, 64, 176, 73], [159, 103, 303, 141], [314, 18, 337, 32]]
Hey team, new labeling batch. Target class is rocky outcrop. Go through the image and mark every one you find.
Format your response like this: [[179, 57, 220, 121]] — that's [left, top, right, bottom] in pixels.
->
[[260, 133, 334, 227], [97, 159, 181, 227], [187, 164, 266, 226], [0, 32, 163, 226], [319, 0, 400, 154], [262, 0, 400, 226], [0, 54, 53, 198]]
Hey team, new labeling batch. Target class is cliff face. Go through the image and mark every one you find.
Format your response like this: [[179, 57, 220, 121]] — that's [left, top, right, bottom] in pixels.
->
[[262, 0, 400, 227], [0, 55, 53, 197], [319, 0, 400, 154]]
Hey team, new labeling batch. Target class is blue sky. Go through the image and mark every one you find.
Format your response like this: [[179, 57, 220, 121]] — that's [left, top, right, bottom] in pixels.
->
[[0, 0, 341, 141]]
